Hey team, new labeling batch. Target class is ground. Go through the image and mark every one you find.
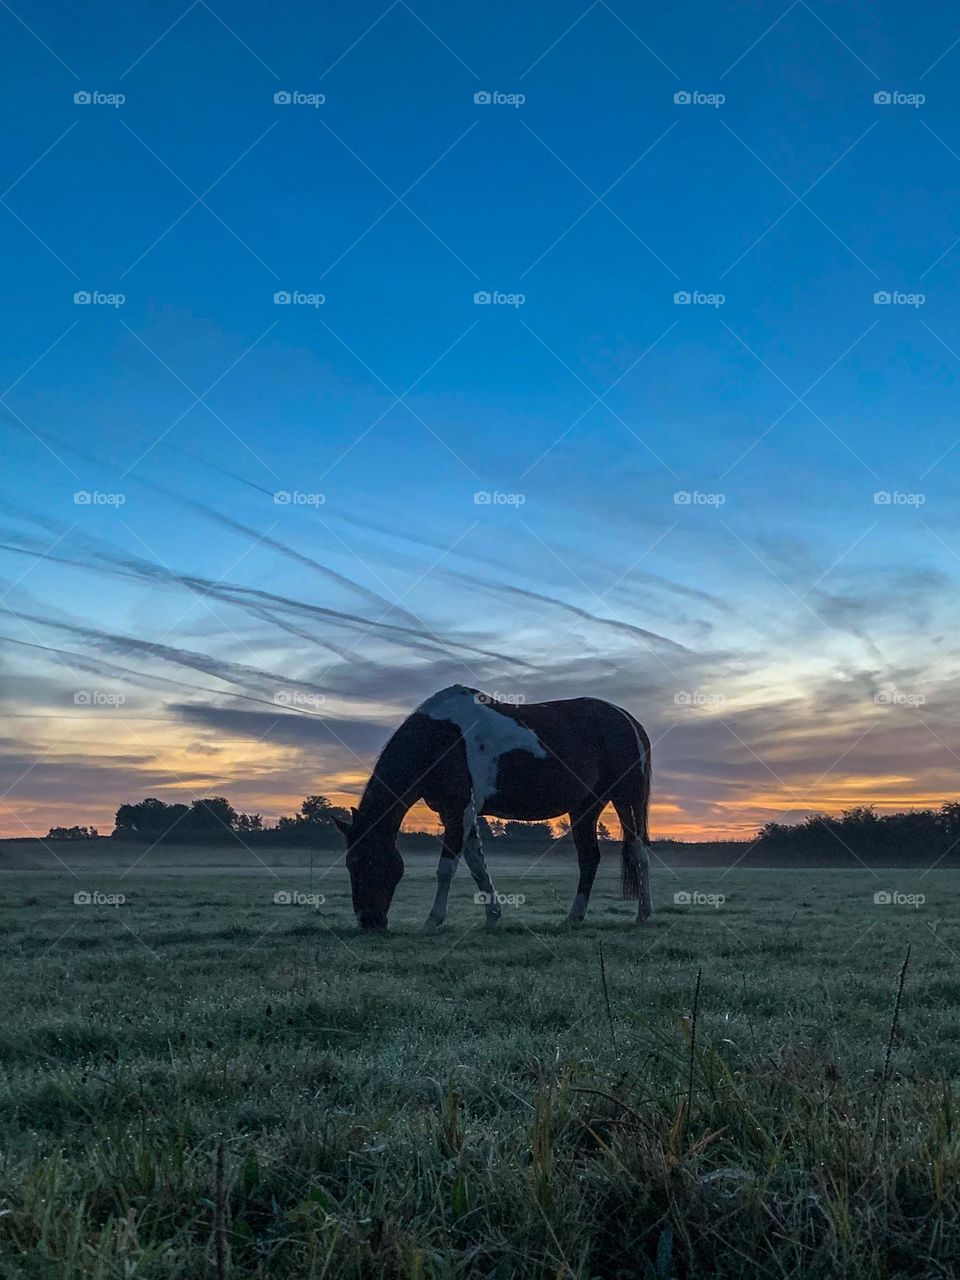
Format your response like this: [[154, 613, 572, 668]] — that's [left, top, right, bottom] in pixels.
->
[[2, 842, 959, 1278]]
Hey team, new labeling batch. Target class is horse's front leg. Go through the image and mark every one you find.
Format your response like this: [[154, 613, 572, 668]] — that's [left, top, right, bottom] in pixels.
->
[[461, 817, 501, 928], [422, 823, 462, 929]]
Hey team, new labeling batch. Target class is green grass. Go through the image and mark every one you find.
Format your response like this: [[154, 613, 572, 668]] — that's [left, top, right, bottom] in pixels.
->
[[2, 850, 959, 1278]]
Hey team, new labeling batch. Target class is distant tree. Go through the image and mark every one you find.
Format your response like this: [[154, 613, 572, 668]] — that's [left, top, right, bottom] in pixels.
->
[[47, 825, 98, 840], [556, 817, 572, 837], [502, 820, 554, 842], [298, 794, 349, 827], [486, 819, 507, 838], [941, 802, 960, 840], [182, 797, 239, 840], [597, 821, 612, 841], [237, 812, 264, 833], [113, 798, 189, 841]]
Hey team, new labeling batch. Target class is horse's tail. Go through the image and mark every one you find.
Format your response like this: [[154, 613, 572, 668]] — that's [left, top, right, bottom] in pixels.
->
[[618, 711, 651, 901], [620, 839, 641, 899]]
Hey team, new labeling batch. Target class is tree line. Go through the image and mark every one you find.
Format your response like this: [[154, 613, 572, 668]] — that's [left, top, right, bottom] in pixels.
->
[[756, 803, 960, 855], [44, 797, 609, 845]]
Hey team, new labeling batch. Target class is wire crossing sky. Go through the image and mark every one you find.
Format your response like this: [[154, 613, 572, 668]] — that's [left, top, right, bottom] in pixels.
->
[[2, 0, 960, 839]]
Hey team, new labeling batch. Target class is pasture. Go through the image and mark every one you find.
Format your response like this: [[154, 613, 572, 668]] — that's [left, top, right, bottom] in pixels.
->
[[2, 844, 959, 1278]]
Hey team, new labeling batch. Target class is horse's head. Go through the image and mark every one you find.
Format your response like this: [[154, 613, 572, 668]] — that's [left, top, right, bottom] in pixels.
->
[[333, 808, 404, 930]]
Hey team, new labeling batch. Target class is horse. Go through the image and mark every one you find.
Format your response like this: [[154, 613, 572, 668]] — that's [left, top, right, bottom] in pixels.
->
[[332, 684, 653, 930]]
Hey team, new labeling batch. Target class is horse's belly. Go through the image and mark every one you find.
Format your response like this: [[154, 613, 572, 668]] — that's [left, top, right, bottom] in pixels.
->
[[480, 749, 597, 820]]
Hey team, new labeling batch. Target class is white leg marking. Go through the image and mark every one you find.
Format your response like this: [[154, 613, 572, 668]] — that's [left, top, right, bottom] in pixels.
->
[[424, 855, 458, 927], [567, 891, 589, 923], [462, 823, 501, 924]]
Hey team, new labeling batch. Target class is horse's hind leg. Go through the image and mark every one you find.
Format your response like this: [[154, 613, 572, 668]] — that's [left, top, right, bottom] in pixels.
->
[[566, 801, 603, 924], [612, 796, 652, 924]]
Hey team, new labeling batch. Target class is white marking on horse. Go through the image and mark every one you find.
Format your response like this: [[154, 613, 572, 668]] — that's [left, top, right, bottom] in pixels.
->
[[419, 685, 547, 811]]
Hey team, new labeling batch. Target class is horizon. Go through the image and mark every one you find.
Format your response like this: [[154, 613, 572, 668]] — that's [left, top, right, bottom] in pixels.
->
[[4, 0, 960, 841]]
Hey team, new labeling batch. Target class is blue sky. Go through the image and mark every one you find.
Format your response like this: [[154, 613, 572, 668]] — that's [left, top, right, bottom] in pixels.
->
[[3, 0, 960, 839]]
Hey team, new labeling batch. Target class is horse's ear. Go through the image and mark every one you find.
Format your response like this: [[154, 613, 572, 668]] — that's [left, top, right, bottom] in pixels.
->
[[332, 814, 352, 838]]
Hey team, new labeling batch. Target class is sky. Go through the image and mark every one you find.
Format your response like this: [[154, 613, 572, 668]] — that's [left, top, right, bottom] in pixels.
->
[[2, 0, 960, 840]]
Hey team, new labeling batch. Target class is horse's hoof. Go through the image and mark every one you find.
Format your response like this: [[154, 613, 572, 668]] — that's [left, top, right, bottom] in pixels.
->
[[484, 915, 502, 930], [419, 917, 443, 931]]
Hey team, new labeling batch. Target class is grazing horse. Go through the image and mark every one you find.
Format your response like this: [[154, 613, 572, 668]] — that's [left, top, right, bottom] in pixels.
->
[[333, 685, 653, 930]]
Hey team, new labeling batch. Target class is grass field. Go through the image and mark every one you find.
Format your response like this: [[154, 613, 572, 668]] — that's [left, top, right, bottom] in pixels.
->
[[3, 846, 959, 1278]]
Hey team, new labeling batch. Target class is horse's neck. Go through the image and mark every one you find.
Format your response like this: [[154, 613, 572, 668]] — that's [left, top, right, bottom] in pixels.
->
[[356, 724, 422, 834]]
